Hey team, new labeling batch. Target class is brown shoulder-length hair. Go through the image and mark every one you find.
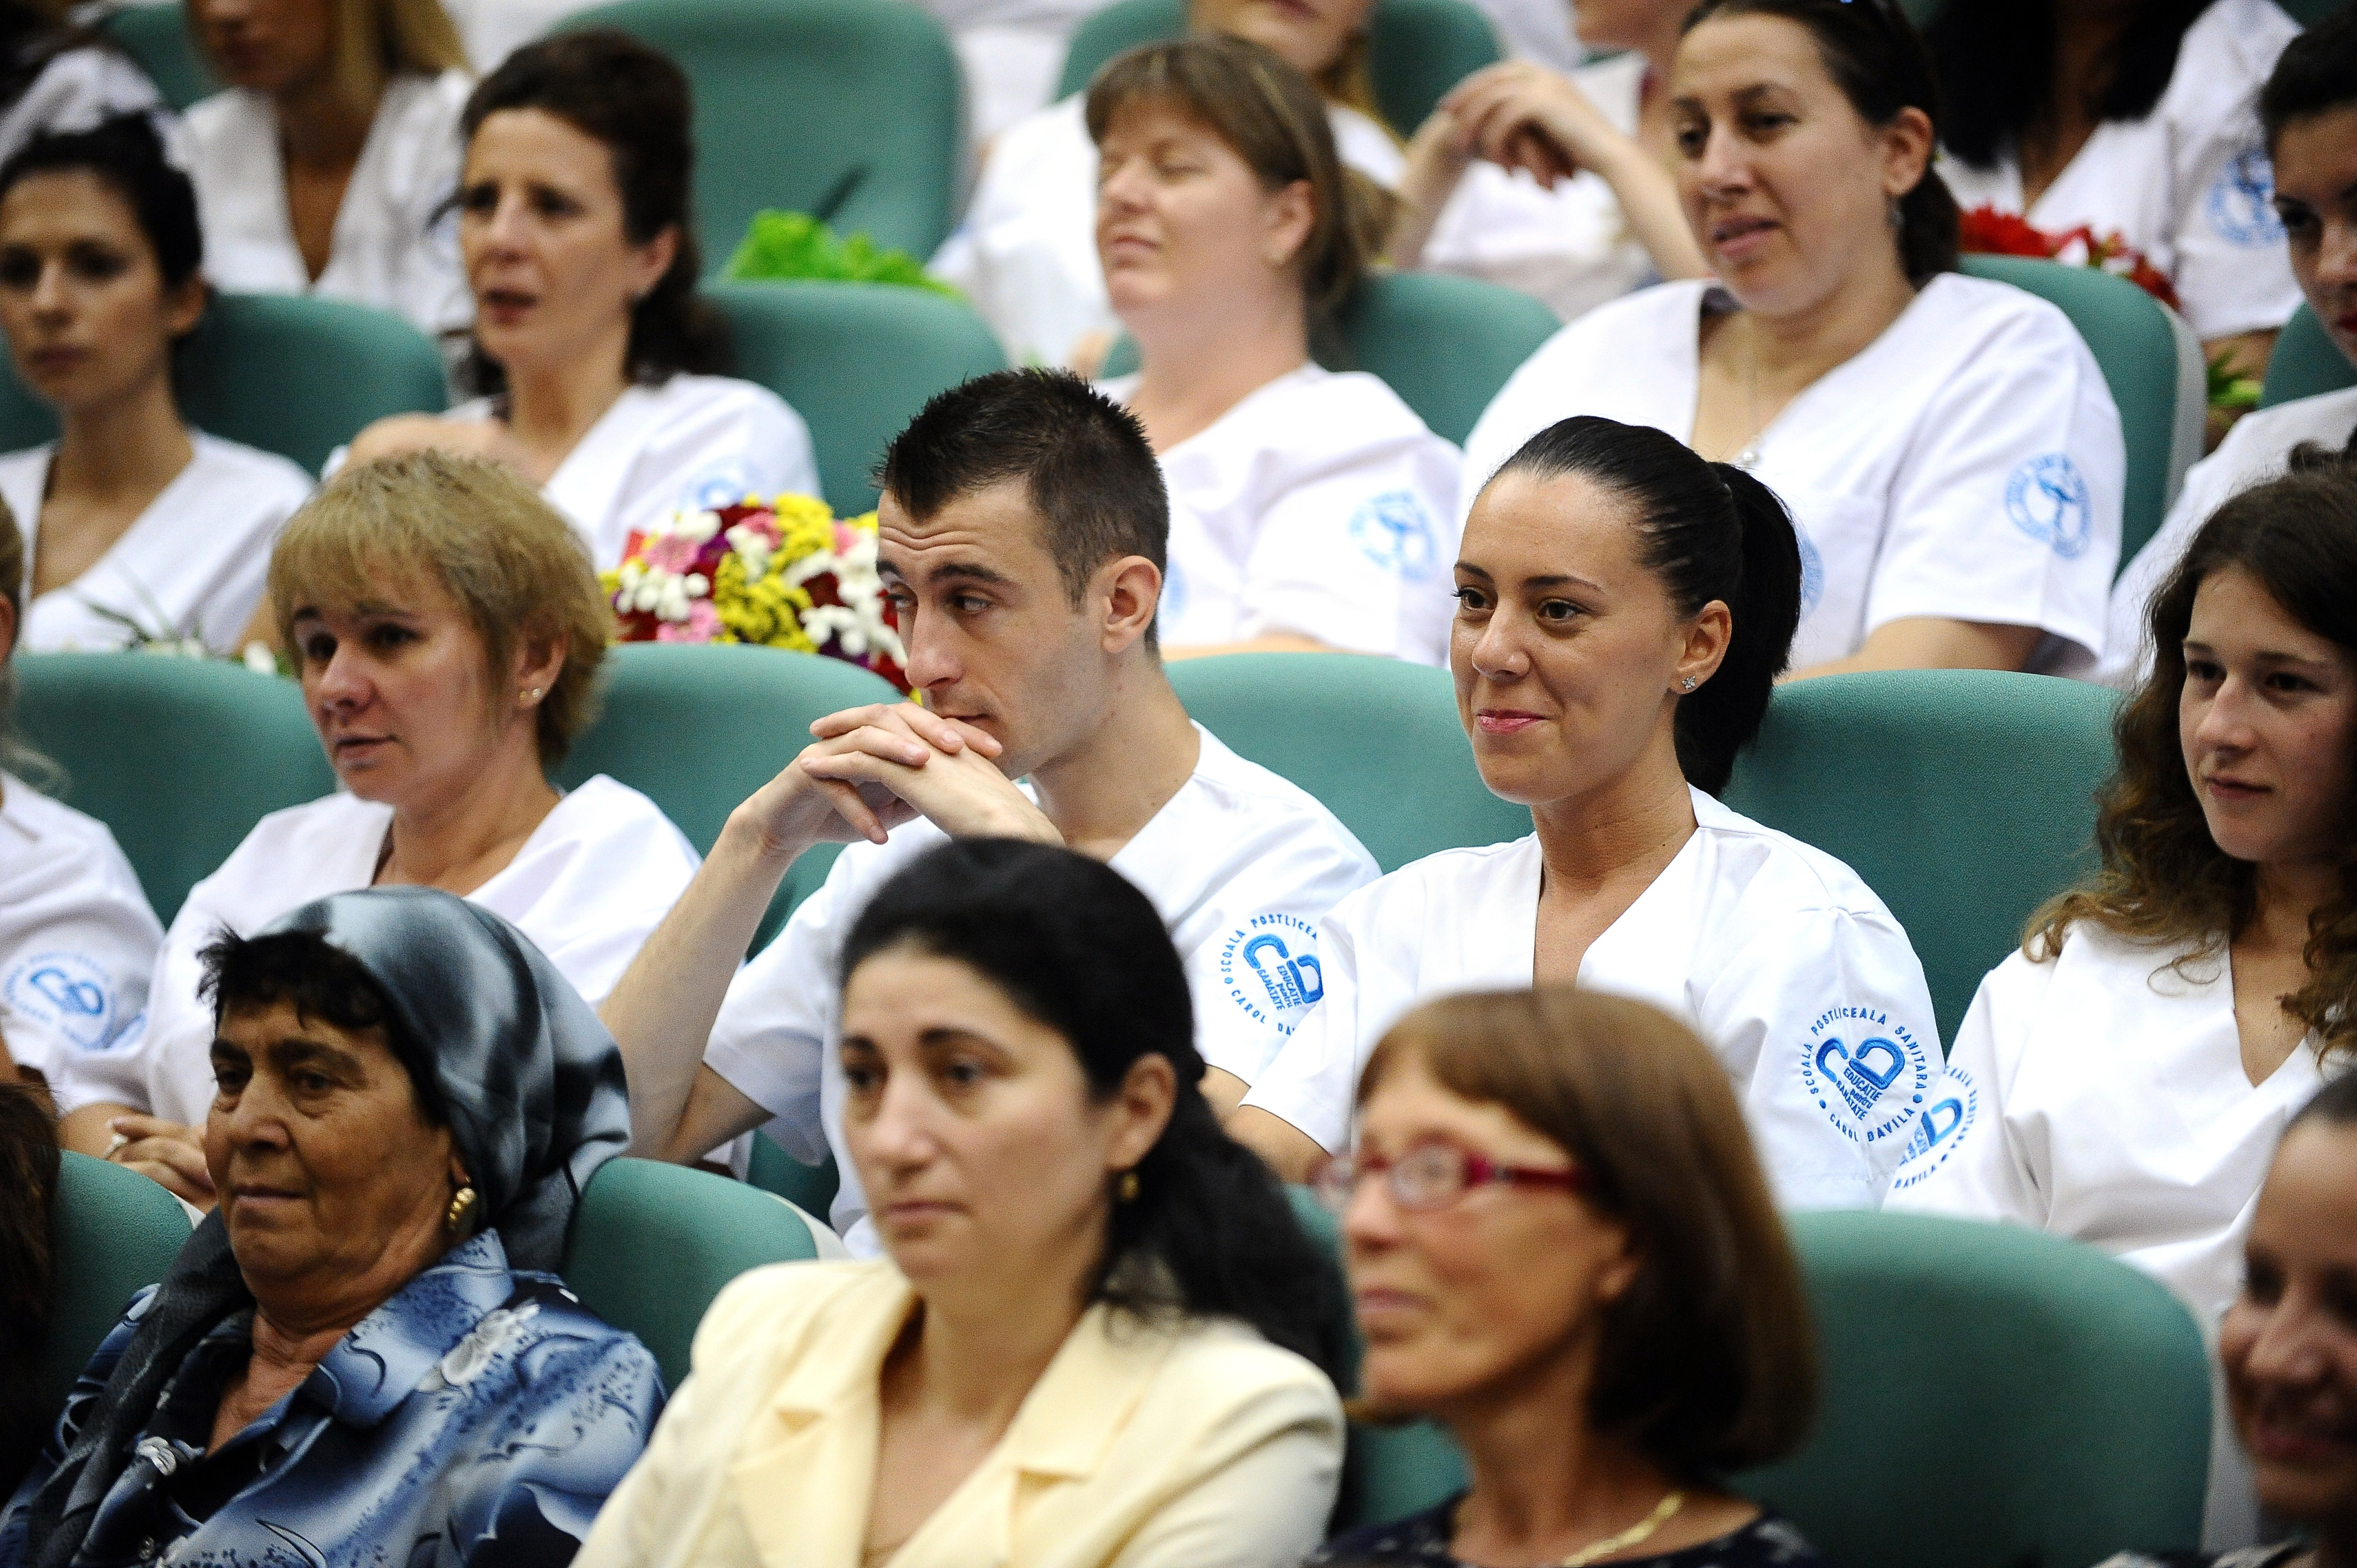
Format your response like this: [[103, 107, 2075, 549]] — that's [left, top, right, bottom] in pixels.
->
[[1084, 35, 1397, 329], [1359, 987, 1818, 1478], [2030, 447, 2357, 1063]]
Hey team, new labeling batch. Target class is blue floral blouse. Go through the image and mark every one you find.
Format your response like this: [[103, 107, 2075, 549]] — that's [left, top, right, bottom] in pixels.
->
[[0, 1231, 663, 1568]]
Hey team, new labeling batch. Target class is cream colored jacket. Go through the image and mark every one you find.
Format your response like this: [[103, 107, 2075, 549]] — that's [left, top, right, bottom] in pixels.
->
[[573, 1260, 1344, 1568]]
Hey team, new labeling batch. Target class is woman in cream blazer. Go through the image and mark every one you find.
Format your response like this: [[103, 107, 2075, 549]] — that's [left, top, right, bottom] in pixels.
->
[[575, 840, 1348, 1568]]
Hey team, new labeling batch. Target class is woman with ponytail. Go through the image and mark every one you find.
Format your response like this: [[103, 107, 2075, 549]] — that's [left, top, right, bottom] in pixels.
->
[[1460, 0, 2126, 680], [575, 837, 1348, 1568], [1234, 415, 1941, 1209]]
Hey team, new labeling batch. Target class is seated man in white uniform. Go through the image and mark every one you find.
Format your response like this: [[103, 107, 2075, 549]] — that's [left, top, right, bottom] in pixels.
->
[[2103, 12, 2357, 688], [599, 369, 1381, 1254], [1089, 37, 1459, 664], [0, 504, 159, 1098], [0, 118, 311, 655], [345, 33, 817, 571], [1888, 463, 2357, 1549], [1231, 415, 1942, 1211], [184, 0, 475, 346], [1929, 0, 2302, 400], [50, 453, 702, 1204], [1460, 0, 2125, 680]]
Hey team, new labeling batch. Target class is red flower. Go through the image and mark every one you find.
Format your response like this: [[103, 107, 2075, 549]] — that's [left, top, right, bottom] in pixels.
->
[[1958, 205, 2056, 258]]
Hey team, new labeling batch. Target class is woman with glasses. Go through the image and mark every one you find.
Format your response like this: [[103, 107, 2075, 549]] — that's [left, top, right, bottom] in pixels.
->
[[1459, 0, 2124, 680], [1306, 984, 1825, 1568], [1232, 415, 1939, 1209]]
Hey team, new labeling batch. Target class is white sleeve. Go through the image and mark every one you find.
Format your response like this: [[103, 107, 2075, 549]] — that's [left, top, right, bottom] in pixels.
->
[[1884, 957, 2051, 1225], [395, 102, 471, 342], [1863, 311, 2124, 661], [704, 871, 842, 1162], [2173, 121, 2303, 344], [49, 878, 229, 1121], [1235, 902, 1372, 1153], [1701, 904, 1942, 1211], [0, 858, 161, 1091], [1456, 331, 1577, 527], [507, 817, 701, 1009], [1239, 435, 1463, 666], [647, 385, 822, 518], [2100, 446, 2238, 687]]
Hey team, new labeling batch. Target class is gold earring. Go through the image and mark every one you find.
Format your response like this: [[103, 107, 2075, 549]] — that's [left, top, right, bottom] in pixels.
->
[[1117, 1170, 1140, 1203], [445, 1184, 480, 1235]]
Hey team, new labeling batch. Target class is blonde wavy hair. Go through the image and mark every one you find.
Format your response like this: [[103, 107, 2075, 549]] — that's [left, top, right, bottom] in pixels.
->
[[198, 0, 469, 115], [267, 452, 609, 767]]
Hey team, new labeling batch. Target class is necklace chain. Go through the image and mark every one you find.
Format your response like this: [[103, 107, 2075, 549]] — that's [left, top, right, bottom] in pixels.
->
[[1559, 1490, 1686, 1567]]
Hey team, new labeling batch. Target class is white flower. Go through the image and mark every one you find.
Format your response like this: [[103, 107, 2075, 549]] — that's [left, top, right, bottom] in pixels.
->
[[685, 573, 710, 596], [435, 1301, 541, 1388], [240, 643, 277, 675]]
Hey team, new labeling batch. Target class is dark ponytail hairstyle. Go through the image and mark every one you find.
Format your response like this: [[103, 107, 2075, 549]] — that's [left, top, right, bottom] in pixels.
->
[[1488, 416, 1803, 795], [838, 838, 1350, 1381], [0, 114, 202, 291], [457, 29, 729, 395], [1684, 0, 1959, 285], [1929, 0, 2215, 171]]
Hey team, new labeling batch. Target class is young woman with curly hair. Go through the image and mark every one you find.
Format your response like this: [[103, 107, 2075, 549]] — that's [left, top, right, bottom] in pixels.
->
[[1890, 442, 2357, 1551]]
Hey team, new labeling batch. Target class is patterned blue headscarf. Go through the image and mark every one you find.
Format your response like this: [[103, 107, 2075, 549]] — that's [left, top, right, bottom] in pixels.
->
[[22, 886, 631, 1568]]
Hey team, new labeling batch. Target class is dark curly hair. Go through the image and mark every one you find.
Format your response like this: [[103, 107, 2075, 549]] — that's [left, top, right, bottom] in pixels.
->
[[2030, 439, 2357, 1063]]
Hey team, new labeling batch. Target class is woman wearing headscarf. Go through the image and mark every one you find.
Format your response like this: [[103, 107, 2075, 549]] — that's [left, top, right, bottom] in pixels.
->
[[0, 885, 663, 1568]]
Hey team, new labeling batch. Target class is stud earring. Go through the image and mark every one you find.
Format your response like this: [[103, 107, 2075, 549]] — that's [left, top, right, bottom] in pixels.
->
[[1680, 676, 1697, 692], [522, 687, 542, 704], [1117, 1170, 1141, 1203], [445, 1184, 480, 1235]]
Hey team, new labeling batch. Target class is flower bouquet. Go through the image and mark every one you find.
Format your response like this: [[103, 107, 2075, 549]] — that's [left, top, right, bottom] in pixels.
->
[[602, 493, 912, 692]]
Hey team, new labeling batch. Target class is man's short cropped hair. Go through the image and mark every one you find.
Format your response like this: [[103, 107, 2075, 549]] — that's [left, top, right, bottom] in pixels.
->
[[876, 369, 1170, 607]]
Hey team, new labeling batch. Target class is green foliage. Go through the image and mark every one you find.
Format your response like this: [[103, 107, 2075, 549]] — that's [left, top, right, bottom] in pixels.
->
[[724, 209, 962, 300]]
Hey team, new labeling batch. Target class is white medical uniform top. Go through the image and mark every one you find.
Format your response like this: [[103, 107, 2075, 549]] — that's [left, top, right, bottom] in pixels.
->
[[186, 70, 474, 342], [0, 45, 164, 167], [1419, 52, 1658, 324], [440, 375, 820, 570], [1239, 786, 1942, 1210], [930, 95, 1406, 368], [0, 772, 161, 1087], [49, 775, 702, 1123], [1460, 274, 2126, 672], [1885, 921, 2337, 1550], [1100, 364, 1461, 663], [704, 724, 1380, 1252], [2101, 385, 2357, 688], [2, 434, 313, 654], [1937, 0, 2302, 343]]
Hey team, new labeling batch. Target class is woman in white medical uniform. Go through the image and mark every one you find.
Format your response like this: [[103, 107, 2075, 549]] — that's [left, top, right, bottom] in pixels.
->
[[184, 0, 474, 344], [0, 1, 164, 169], [1929, 0, 2302, 396], [48, 452, 701, 1205], [2104, 13, 2357, 688], [345, 33, 817, 572], [0, 117, 311, 656], [1232, 414, 1941, 1210], [1463, 0, 2125, 680], [0, 500, 159, 1100], [1089, 37, 1459, 663], [1889, 459, 2357, 1546]]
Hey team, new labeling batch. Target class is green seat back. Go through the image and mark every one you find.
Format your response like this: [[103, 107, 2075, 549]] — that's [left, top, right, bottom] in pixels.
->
[[1960, 255, 2204, 577], [1057, 0, 1500, 133], [562, 0, 961, 265], [1166, 654, 1529, 873], [1722, 670, 2119, 1047], [2258, 302, 2357, 409], [1299, 1196, 2211, 1566], [40, 1152, 194, 1423], [703, 280, 1008, 518], [2274, 0, 2346, 24], [1102, 271, 1567, 447], [98, 3, 220, 111], [13, 654, 334, 923], [747, 1132, 841, 1216], [553, 642, 903, 945], [0, 293, 446, 475], [559, 1157, 818, 1390]]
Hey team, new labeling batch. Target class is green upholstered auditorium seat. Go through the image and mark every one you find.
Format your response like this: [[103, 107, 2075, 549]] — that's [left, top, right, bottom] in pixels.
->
[[1057, 0, 1499, 134], [560, 1156, 819, 1390], [98, 3, 220, 111], [13, 654, 334, 924], [1722, 669, 2119, 1048], [562, 0, 963, 265], [38, 1152, 194, 1426], [702, 280, 1008, 519], [2258, 302, 2357, 409], [0, 293, 446, 475], [1166, 653, 1530, 873], [1960, 254, 2206, 577]]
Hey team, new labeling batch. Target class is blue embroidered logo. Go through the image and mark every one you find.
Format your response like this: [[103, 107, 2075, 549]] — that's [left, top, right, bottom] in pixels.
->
[[1892, 1065, 1979, 1192], [3, 951, 129, 1053], [2005, 453, 2093, 559], [2206, 146, 2285, 247], [1218, 915, 1325, 1036], [1794, 522, 1826, 613], [1798, 1006, 1931, 1147], [1348, 491, 1439, 580], [686, 463, 756, 512]]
